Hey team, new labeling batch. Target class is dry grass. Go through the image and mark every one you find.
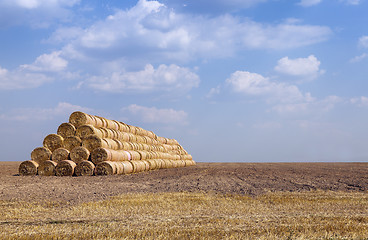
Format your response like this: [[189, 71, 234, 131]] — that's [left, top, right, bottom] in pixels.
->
[[1, 190, 368, 239]]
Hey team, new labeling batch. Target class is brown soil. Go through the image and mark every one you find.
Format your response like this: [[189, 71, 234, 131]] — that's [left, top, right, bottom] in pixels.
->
[[1, 161, 367, 204]]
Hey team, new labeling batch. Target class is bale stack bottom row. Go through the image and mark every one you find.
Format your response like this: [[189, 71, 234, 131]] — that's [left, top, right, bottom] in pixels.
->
[[19, 111, 195, 176]]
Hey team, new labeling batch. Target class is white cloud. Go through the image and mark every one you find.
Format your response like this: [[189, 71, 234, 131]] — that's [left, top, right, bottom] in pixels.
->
[[274, 55, 323, 79], [57, 0, 332, 64], [0, 51, 69, 90], [123, 104, 188, 125], [350, 96, 368, 106], [0, 102, 91, 121], [226, 71, 308, 103], [86, 64, 199, 93], [0, 65, 52, 90], [341, 0, 361, 5], [21, 51, 68, 72], [273, 95, 342, 114], [298, 0, 322, 7], [206, 86, 221, 98], [359, 36, 368, 48], [350, 53, 368, 63], [0, 0, 80, 28]]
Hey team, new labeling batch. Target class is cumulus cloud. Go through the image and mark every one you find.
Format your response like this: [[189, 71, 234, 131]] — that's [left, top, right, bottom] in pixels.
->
[[0, 0, 80, 28], [57, 0, 332, 64], [0, 51, 69, 90], [0, 65, 52, 90], [20, 51, 68, 72], [162, 0, 267, 13], [226, 71, 308, 103], [350, 96, 368, 106], [359, 36, 368, 48], [0, 102, 91, 121], [123, 104, 188, 125], [274, 55, 323, 79], [85, 64, 199, 93], [298, 0, 322, 7], [350, 53, 368, 63]]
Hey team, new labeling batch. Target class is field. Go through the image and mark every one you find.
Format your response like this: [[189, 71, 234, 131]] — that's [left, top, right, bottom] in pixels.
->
[[1, 161, 368, 239]]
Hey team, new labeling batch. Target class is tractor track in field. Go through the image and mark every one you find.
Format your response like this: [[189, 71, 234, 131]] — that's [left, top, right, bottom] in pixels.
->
[[0, 161, 368, 204]]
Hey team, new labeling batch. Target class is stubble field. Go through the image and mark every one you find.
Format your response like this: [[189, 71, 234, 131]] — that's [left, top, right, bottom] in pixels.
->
[[1, 161, 368, 239]]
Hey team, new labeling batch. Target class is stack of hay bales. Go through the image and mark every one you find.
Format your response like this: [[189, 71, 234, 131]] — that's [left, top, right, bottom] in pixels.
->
[[19, 111, 195, 176]]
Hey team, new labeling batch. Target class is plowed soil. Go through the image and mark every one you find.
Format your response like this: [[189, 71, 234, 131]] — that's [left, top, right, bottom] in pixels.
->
[[1, 162, 367, 204]]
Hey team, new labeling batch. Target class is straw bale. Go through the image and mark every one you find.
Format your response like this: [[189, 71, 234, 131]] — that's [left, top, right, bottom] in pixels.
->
[[130, 160, 145, 173], [75, 160, 95, 176], [82, 135, 109, 152], [31, 147, 52, 163], [64, 136, 82, 151], [55, 160, 76, 176], [76, 124, 104, 139], [120, 161, 134, 174], [51, 148, 70, 162], [43, 134, 64, 152], [90, 147, 130, 164], [38, 160, 57, 176], [57, 122, 76, 138], [95, 161, 117, 175], [19, 160, 39, 176], [70, 146, 90, 163], [69, 111, 96, 128]]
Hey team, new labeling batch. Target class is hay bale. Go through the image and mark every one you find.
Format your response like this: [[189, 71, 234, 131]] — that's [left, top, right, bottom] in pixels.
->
[[70, 146, 90, 163], [57, 123, 76, 138], [43, 134, 64, 152], [90, 147, 130, 165], [69, 111, 96, 128], [19, 160, 39, 176], [76, 124, 104, 139], [82, 135, 109, 152], [131, 160, 145, 173], [51, 148, 70, 162], [95, 161, 117, 175], [38, 160, 57, 176], [63, 136, 82, 151], [120, 161, 134, 174], [31, 147, 52, 163], [75, 160, 95, 176], [55, 160, 77, 176]]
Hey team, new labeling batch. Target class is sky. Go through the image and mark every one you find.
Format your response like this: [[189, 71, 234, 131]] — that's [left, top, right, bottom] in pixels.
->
[[1, 0, 368, 162]]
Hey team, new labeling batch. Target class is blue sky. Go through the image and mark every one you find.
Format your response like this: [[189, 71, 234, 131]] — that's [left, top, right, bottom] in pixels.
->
[[1, 0, 368, 162]]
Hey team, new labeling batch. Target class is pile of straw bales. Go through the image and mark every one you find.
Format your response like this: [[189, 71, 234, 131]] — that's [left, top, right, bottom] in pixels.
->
[[19, 111, 195, 176]]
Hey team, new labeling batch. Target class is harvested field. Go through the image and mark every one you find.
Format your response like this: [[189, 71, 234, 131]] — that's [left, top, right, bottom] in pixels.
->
[[1, 161, 368, 239], [1, 161, 368, 203]]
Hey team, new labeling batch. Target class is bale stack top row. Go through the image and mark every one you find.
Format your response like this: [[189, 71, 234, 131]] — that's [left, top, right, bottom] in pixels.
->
[[19, 111, 195, 176]]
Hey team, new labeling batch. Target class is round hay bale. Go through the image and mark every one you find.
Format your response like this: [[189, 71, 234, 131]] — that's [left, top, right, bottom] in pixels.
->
[[63, 136, 82, 151], [76, 124, 104, 139], [142, 160, 150, 171], [69, 111, 95, 128], [146, 159, 157, 170], [95, 161, 117, 175], [90, 148, 130, 164], [51, 148, 70, 162], [126, 150, 141, 160], [43, 134, 64, 152], [130, 161, 145, 173], [57, 123, 76, 138], [19, 160, 39, 176], [38, 160, 57, 176], [120, 161, 134, 174], [55, 160, 76, 176], [70, 146, 90, 163], [82, 135, 109, 152], [75, 160, 95, 176], [31, 147, 52, 163], [93, 116, 106, 128]]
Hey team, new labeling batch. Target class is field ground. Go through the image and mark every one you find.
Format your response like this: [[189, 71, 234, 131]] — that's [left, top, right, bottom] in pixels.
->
[[1, 161, 368, 239]]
